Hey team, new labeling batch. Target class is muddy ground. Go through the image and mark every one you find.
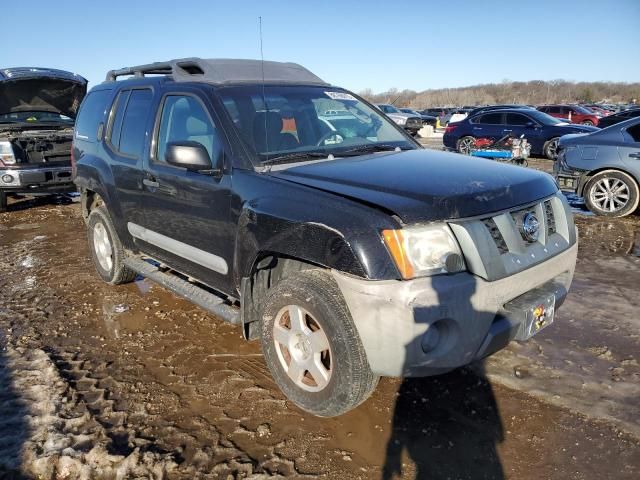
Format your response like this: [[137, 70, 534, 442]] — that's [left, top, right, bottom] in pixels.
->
[[1, 155, 639, 479]]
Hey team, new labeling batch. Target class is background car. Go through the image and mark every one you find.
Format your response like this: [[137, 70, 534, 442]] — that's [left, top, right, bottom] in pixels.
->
[[467, 104, 536, 117], [596, 108, 640, 128], [555, 116, 640, 217], [537, 104, 601, 126], [443, 108, 598, 159], [398, 108, 437, 127], [376, 104, 423, 135]]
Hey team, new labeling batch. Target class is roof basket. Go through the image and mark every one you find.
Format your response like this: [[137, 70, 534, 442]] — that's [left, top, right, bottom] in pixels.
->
[[105, 58, 205, 82], [104, 57, 328, 86]]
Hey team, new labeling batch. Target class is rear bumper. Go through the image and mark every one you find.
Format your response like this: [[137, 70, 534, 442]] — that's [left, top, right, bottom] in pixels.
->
[[332, 239, 578, 377], [0, 166, 75, 193]]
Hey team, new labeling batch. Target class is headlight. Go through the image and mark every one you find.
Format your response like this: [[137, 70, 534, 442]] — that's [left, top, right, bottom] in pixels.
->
[[392, 116, 407, 126], [0, 141, 16, 165], [382, 224, 466, 279]]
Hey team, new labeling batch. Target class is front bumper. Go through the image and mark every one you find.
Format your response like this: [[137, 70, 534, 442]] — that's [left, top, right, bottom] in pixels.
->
[[332, 239, 578, 377], [0, 166, 74, 193]]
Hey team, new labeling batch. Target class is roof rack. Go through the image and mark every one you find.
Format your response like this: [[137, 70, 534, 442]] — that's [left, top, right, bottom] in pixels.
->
[[104, 57, 328, 86]]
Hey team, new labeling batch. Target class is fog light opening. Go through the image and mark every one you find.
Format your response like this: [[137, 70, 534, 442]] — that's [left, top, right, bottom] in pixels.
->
[[420, 324, 441, 353], [1, 174, 14, 184]]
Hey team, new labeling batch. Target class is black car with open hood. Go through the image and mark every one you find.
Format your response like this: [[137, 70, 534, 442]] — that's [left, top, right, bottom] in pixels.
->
[[0, 67, 87, 211]]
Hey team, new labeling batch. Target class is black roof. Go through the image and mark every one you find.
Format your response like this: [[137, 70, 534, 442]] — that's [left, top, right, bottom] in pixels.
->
[[105, 57, 329, 86]]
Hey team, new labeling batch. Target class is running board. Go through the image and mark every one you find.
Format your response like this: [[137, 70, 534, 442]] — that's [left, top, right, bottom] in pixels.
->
[[123, 257, 240, 325]]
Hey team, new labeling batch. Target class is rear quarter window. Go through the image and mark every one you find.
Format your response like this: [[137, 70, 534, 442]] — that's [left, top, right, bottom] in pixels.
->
[[75, 90, 111, 142]]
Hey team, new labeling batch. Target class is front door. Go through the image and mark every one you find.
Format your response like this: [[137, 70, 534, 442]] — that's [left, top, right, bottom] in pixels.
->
[[135, 89, 234, 295]]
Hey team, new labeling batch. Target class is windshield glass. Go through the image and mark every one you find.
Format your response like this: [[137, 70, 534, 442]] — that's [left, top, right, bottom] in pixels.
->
[[219, 86, 415, 164], [525, 110, 566, 125], [0, 111, 74, 124]]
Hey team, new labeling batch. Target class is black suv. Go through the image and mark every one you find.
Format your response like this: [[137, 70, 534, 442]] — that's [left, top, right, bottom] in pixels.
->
[[74, 58, 578, 416]]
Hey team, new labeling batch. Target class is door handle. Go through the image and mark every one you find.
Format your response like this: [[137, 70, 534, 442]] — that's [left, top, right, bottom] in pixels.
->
[[142, 178, 160, 188], [629, 152, 640, 159], [473, 127, 482, 130], [503, 129, 513, 132]]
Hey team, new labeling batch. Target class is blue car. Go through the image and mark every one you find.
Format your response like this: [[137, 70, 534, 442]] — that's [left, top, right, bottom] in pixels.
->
[[443, 108, 598, 159]]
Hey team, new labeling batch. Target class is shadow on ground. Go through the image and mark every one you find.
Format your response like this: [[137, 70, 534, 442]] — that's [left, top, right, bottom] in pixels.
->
[[0, 338, 31, 479], [383, 272, 505, 479]]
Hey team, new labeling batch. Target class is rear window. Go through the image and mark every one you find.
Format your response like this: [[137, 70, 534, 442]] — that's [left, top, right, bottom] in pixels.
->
[[477, 113, 503, 124], [75, 90, 111, 142]]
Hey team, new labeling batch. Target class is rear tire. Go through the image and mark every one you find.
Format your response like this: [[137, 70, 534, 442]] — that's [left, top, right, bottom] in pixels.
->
[[584, 170, 639, 217], [87, 206, 137, 284], [543, 137, 560, 160], [260, 269, 378, 417], [456, 136, 476, 155], [581, 120, 594, 126], [0, 191, 6, 212]]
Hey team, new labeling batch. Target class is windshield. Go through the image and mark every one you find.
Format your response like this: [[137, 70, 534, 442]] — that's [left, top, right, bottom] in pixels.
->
[[525, 110, 567, 126], [219, 86, 415, 165], [0, 111, 74, 125]]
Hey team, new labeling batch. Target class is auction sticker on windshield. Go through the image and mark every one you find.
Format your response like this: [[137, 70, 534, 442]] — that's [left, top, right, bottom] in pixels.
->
[[325, 91, 357, 101]]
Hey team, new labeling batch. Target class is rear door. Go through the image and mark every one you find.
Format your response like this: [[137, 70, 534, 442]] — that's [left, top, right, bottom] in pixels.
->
[[136, 87, 234, 294], [102, 87, 154, 228], [471, 112, 504, 140]]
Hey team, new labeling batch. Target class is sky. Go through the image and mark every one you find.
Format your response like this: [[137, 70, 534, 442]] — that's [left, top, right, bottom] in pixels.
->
[[3, 0, 639, 93]]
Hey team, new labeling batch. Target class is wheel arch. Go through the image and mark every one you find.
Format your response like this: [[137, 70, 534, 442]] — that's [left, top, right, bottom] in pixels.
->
[[578, 167, 640, 197]]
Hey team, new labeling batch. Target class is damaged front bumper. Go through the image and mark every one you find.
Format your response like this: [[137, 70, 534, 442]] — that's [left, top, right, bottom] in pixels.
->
[[0, 166, 75, 193], [332, 239, 578, 377]]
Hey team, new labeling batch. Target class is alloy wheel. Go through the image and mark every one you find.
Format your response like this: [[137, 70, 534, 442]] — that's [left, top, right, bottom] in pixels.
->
[[590, 177, 630, 213], [93, 222, 114, 272], [273, 305, 332, 392]]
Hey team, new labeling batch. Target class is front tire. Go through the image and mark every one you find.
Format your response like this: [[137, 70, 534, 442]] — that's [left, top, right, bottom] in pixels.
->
[[581, 120, 594, 126], [456, 136, 476, 155], [260, 270, 378, 417], [543, 137, 560, 160], [87, 206, 137, 284], [584, 170, 640, 217]]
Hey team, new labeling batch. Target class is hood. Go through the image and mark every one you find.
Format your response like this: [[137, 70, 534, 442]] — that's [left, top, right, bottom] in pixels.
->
[[269, 149, 558, 223], [0, 67, 88, 118]]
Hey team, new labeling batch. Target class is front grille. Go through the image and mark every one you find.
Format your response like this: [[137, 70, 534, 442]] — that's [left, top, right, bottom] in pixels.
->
[[483, 218, 509, 254], [449, 193, 575, 281], [545, 200, 556, 235]]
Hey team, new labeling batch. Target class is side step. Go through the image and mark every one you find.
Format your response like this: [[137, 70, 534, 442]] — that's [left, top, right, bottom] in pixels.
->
[[124, 257, 240, 325]]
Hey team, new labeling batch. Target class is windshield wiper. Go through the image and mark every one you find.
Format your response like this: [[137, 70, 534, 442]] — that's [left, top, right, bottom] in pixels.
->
[[337, 144, 409, 157], [260, 151, 331, 166]]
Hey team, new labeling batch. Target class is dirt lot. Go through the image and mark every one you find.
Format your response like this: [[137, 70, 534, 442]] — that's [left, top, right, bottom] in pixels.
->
[[1, 152, 640, 479]]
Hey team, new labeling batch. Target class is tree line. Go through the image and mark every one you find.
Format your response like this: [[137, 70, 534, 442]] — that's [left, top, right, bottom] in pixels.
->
[[359, 80, 640, 108]]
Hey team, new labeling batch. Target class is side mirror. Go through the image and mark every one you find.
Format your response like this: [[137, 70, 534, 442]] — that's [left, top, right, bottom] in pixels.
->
[[165, 141, 215, 172]]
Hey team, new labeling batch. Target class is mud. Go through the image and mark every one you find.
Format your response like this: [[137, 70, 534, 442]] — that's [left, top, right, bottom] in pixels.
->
[[1, 193, 639, 479]]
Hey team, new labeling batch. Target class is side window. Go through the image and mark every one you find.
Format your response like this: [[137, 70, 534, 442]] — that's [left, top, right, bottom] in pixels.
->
[[107, 90, 131, 150], [505, 113, 530, 126], [75, 90, 111, 142], [626, 124, 640, 143], [118, 89, 153, 158], [477, 113, 503, 125], [548, 106, 560, 114], [156, 95, 218, 164]]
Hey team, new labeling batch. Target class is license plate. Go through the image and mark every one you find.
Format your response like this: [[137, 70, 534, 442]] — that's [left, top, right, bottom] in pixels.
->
[[521, 294, 555, 340]]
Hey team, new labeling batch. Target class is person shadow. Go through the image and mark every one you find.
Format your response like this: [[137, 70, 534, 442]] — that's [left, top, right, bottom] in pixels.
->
[[382, 274, 505, 480], [0, 338, 32, 479]]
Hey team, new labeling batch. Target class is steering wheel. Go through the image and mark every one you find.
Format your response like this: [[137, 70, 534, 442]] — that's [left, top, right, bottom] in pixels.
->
[[316, 131, 345, 146]]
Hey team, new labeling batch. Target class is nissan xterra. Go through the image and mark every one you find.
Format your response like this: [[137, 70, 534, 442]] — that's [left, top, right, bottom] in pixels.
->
[[73, 58, 578, 416]]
